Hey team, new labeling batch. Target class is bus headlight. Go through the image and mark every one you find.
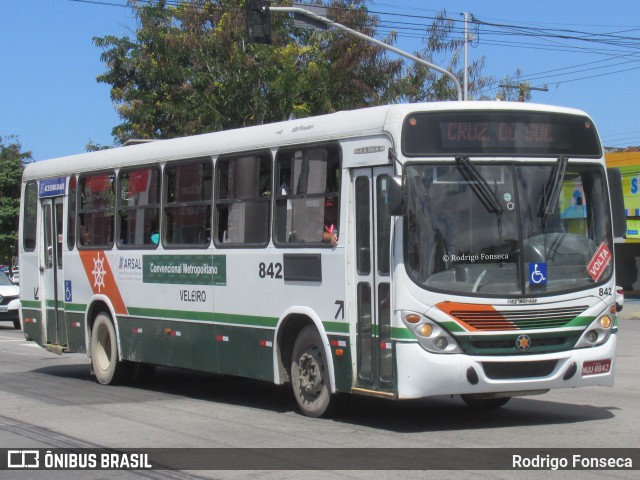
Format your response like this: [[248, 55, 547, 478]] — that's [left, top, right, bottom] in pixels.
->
[[401, 311, 463, 354], [574, 314, 614, 348]]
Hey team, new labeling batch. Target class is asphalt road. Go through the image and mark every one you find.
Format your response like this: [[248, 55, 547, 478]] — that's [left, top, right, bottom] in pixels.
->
[[1, 304, 639, 479]]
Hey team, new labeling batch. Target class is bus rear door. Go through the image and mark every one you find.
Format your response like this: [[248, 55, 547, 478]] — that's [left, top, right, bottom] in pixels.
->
[[40, 180, 67, 354]]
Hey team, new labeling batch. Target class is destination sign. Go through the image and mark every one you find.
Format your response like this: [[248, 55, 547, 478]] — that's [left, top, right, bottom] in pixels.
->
[[402, 111, 601, 157]]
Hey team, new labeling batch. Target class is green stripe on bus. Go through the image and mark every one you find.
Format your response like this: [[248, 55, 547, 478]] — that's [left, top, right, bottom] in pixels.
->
[[21, 300, 40, 309], [27, 300, 347, 333], [127, 308, 347, 332], [126, 307, 279, 329], [440, 321, 466, 333], [65, 303, 86, 312], [25, 299, 85, 311], [127, 306, 214, 322], [391, 327, 416, 341], [215, 312, 278, 328], [45, 299, 65, 309], [565, 316, 596, 328], [323, 321, 349, 334]]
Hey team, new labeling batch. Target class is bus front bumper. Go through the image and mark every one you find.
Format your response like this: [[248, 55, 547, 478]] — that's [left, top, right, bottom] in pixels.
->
[[394, 334, 616, 399]]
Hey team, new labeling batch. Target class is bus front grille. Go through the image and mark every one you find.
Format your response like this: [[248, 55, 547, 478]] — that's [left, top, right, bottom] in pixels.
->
[[458, 331, 581, 355], [449, 305, 589, 331]]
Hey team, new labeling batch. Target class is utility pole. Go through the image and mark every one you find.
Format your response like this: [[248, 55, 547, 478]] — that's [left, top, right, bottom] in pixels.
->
[[463, 12, 469, 101], [499, 83, 549, 102]]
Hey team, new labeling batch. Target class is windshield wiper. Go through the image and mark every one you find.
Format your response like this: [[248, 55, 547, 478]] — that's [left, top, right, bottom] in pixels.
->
[[455, 156, 503, 214], [539, 156, 568, 217]]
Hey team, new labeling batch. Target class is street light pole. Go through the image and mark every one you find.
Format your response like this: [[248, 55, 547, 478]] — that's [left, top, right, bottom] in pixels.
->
[[269, 6, 463, 101], [463, 12, 469, 101]]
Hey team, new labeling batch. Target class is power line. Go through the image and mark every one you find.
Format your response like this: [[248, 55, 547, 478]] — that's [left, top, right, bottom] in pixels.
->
[[56, 0, 640, 144], [66, 0, 128, 7], [63, 1, 640, 93]]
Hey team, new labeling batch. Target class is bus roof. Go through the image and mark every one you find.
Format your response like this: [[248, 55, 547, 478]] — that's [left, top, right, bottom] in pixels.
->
[[23, 101, 593, 181]]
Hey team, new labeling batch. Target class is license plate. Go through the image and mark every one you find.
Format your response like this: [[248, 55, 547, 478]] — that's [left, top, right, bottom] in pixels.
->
[[582, 359, 611, 376], [0, 306, 7, 312]]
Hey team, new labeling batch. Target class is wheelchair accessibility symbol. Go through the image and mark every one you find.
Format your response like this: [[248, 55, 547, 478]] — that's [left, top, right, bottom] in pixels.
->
[[64, 280, 72, 302], [528, 263, 547, 285]]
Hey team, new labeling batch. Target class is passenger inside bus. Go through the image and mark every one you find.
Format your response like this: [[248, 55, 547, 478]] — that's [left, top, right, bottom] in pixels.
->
[[323, 199, 339, 247]]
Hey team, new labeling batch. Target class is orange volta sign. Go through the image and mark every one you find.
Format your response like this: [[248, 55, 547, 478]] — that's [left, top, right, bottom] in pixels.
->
[[587, 242, 612, 283]]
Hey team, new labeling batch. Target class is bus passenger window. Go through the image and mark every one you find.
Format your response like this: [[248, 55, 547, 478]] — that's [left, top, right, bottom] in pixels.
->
[[118, 167, 160, 248], [164, 160, 212, 247], [67, 175, 76, 250], [215, 153, 271, 247], [78, 172, 115, 248], [22, 181, 38, 252], [274, 145, 341, 246]]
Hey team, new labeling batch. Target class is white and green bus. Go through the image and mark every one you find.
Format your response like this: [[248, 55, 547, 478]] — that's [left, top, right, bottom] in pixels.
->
[[19, 102, 622, 417]]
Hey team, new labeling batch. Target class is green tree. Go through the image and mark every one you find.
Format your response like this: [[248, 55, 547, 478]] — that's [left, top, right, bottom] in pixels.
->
[[94, 1, 505, 144], [0, 135, 31, 266], [95, 0, 405, 143], [387, 10, 493, 103]]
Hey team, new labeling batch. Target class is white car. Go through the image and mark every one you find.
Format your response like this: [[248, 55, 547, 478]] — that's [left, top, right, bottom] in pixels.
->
[[9, 266, 19, 285], [0, 272, 20, 329], [616, 286, 624, 313]]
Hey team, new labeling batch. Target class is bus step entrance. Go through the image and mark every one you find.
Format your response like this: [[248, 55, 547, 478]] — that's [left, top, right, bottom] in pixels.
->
[[351, 387, 397, 399]]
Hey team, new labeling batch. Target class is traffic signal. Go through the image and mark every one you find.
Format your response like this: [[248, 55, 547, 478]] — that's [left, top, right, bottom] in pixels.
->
[[245, 0, 271, 44]]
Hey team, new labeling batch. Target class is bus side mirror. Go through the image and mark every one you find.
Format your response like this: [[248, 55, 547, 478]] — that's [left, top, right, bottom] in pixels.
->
[[384, 175, 406, 216], [607, 168, 626, 238]]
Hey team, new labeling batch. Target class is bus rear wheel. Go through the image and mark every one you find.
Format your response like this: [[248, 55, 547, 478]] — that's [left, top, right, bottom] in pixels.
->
[[291, 326, 332, 418], [91, 312, 128, 385]]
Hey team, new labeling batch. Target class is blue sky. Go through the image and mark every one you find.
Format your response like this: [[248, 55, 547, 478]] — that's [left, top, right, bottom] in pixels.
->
[[2, 0, 640, 161]]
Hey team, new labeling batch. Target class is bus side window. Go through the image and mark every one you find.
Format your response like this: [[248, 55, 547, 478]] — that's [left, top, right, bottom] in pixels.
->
[[22, 181, 38, 252], [163, 159, 212, 247], [274, 145, 341, 246], [78, 172, 115, 248], [118, 167, 160, 248], [215, 153, 271, 247], [67, 175, 76, 250]]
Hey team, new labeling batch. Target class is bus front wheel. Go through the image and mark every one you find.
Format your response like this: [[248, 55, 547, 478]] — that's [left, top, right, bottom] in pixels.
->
[[91, 312, 127, 385], [291, 326, 332, 418]]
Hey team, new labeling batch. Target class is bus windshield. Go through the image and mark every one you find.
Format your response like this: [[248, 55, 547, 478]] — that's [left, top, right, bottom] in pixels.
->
[[405, 162, 613, 296]]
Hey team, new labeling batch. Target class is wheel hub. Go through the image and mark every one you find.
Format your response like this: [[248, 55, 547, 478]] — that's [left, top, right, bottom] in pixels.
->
[[298, 352, 322, 396]]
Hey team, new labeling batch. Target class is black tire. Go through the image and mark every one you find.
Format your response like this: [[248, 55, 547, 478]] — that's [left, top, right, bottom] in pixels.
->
[[91, 312, 128, 385], [461, 394, 511, 409], [13, 318, 21, 330], [291, 325, 333, 418]]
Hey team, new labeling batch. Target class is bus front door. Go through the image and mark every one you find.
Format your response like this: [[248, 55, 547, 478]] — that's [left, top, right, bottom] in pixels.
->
[[41, 196, 67, 353], [352, 167, 394, 395]]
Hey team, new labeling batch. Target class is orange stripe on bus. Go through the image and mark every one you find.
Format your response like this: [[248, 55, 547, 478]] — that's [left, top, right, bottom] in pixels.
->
[[79, 250, 128, 315], [435, 302, 516, 332]]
